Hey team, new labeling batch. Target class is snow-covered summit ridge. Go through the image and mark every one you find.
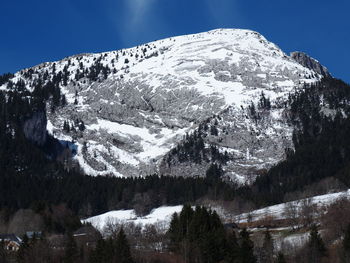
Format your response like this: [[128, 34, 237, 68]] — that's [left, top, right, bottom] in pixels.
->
[[1, 28, 324, 180]]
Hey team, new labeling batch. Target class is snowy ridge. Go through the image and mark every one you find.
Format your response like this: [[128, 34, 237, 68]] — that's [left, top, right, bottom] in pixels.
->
[[235, 189, 350, 223], [0, 28, 322, 180]]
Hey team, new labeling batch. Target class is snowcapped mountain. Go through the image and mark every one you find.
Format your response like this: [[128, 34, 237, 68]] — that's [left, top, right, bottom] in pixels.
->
[[0, 29, 324, 182]]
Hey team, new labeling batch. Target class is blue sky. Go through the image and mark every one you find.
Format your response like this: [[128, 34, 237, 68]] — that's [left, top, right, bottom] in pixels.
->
[[1, 0, 349, 82]]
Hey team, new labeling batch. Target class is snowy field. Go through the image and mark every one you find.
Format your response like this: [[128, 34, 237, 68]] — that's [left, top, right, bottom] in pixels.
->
[[235, 189, 350, 223], [82, 205, 183, 231], [82, 189, 350, 233]]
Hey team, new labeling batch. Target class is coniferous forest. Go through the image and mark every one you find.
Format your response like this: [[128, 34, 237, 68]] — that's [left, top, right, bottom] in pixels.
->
[[240, 78, 350, 206], [1, 73, 350, 262]]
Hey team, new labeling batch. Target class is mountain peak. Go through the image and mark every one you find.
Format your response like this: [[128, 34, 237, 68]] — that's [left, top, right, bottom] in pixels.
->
[[1, 29, 323, 181], [290, 51, 331, 77]]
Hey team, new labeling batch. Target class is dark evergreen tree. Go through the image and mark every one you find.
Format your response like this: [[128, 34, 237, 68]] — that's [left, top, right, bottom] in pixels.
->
[[17, 235, 30, 262], [342, 224, 350, 263], [115, 228, 134, 263], [307, 225, 327, 263], [205, 163, 223, 182], [275, 252, 286, 263], [168, 205, 227, 263], [0, 241, 6, 263], [260, 229, 274, 263], [78, 121, 85, 131], [238, 228, 256, 263], [258, 92, 271, 110], [168, 212, 181, 251], [210, 124, 218, 136], [63, 233, 79, 263], [89, 239, 111, 263], [225, 231, 239, 263], [0, 73, 14, 86]]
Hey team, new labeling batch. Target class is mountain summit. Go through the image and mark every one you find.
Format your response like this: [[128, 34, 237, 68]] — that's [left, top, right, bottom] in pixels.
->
[[0, 29, 325, 182]]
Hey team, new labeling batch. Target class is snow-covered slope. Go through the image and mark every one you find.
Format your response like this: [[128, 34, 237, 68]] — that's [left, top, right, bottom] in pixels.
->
[[82, 189, 350, 232], [235, 189, 350, 223], [82, 205, 183, 231], [0, 29, 322, 181]]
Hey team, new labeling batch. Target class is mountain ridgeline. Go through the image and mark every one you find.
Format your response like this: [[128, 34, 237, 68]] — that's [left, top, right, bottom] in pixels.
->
[[0, 28, 321, 181], [0, 29, 350, 218]]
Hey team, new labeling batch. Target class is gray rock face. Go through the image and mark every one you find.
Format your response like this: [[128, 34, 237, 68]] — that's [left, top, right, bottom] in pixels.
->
[[2, 29, 324, 183], [159, 105, 294, 184], [23, 111, 47, 146], [290, 51, 331, 77]]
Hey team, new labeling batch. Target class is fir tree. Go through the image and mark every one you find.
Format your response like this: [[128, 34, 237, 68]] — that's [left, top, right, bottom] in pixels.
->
[[275, 252, 286, 263], [205, 163, 223, 183], [342, 224, 350, 263], [238, 228, 256, 263], [307, 225, 327, 263], [63, 233, 79, 263], [0, 240, 6, 263], [225, 231, 239, 263], [179, 204, 194, 238], [261, 229, 274, 263], [168, 212, 180, 251], [17, 234, 30, 262], [115, 228, 134, 263], [89, 239, 108, 263], [78, 121, 85, 131]]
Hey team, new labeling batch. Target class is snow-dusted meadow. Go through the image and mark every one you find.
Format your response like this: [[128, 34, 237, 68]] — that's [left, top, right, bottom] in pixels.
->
[[235, 189, 350, 223], [82, 188, 350, 234], [82, 205, 183, 231]]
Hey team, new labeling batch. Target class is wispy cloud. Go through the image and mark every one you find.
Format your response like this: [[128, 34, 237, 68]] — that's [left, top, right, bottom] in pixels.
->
[[127, 0, 156, 26], [113, 0, 164, 46], [205, 0, 245, 28]]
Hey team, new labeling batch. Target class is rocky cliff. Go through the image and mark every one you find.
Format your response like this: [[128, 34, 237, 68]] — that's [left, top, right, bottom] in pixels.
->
[[291, 51, 331, 77], [23, 111, 48, 146], [1, 29, 328, 183]]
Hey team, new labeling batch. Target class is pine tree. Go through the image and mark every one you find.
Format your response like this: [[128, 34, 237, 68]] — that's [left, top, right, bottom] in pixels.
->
[[168, 212, 181, 251], [307, 225, 327, 263], [238, 228, 256, 263], [78, 121, 85, 131], [276, 252, 286, 263], [205, 163, 223, 183], [17, 234, 30, 262], [261, 229, 274, 263], [225, 231, 239, 263], [179, 204, 194, 238], [0, 240, 7, 263], [115, 228, 134, 263], [342, 224, 350, 263], [89, 239, 108, 263], [63, 233, 79, 263], [210, 125, 218, 136]]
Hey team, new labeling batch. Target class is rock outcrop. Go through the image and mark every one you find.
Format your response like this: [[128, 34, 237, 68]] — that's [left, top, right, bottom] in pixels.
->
[[291, 51, 331, 77], [23, 111, 47, 146]]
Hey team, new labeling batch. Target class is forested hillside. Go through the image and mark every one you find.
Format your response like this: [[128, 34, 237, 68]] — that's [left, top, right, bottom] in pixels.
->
[[1, 75, 350, 217], [240, 77, 350, 206], [0, 73, 227, 213], [1, 73, 350, 262]]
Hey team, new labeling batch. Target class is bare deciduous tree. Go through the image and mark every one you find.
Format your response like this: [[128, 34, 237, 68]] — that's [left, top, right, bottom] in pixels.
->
[[283, 201, 299, 230]]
